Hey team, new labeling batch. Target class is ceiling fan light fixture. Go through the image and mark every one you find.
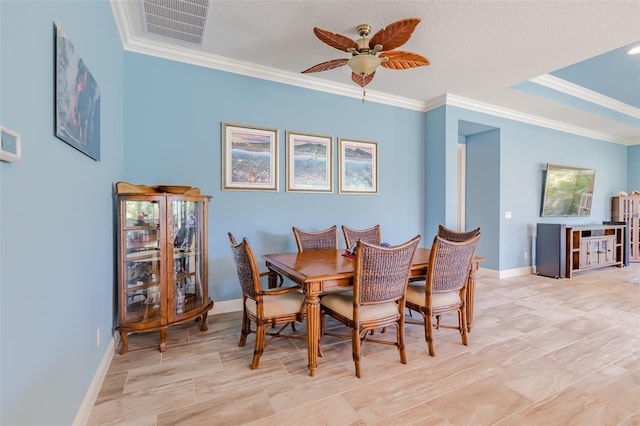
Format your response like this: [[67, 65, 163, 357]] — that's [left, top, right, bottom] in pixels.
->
[[302, 18, 428, 95], [348, 54, 381, 76]]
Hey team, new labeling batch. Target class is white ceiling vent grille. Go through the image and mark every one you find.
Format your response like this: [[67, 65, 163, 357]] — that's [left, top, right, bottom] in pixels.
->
[[143, 0, 209, 44]]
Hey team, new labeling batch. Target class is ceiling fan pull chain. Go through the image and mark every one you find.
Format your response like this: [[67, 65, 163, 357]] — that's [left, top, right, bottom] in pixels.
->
[[362, 74, 366, 103]]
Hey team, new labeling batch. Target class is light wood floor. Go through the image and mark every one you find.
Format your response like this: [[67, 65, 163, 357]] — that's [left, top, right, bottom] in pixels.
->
[[89, 265, 640, 425]]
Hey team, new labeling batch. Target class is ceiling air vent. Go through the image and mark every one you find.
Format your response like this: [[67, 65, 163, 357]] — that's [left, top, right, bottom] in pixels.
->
[[143, 0, 209, 44]]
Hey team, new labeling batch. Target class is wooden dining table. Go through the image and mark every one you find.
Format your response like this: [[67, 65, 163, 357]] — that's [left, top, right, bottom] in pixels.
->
[[263, 248, 483, 377]]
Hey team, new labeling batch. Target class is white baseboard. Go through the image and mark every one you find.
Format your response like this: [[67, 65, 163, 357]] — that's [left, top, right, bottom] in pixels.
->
[[210, 298, 243, 314], [73, 336, 116, 426], [499, 266, 534, 278], [476, 266, 534, 279]]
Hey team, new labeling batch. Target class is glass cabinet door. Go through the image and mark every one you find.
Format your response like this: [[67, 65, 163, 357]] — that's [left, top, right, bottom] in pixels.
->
[[172, 199, 205, 316], [115, 182, 212, 355], [122, 199, 161, 323]]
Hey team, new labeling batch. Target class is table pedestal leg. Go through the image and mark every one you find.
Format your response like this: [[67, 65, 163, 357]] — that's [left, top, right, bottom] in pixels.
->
[[305, 294, 320, 377]]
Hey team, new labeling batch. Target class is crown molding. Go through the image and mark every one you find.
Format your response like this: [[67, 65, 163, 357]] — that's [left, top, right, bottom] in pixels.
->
[[122, 36, 427, 112], [110, 2, 425, 111], [444, 94, 633, 145], [532, 74, 640, 120], [110, 0, 636, 145], [423, 94, 448, 111], [110, 0, 134, 47], [133, 38, 427, 111]]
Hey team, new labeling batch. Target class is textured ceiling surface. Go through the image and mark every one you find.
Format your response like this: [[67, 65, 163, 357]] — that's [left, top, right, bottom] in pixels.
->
[[114, 0, 640, 144]]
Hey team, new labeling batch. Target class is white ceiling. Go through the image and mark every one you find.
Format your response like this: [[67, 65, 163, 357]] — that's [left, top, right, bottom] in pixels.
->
[[111, 0, 640, 145]]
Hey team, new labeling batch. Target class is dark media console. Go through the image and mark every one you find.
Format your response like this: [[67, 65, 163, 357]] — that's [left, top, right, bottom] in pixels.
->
[[536, 224, 566, 278], [536, 223, 624, 278]]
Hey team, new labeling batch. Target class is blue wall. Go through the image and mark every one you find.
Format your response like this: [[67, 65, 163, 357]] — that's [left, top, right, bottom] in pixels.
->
[[1, 3, 638, 424], [629, 145, 640, 191], [122, 52, 427, 302], [466, 129, 501, 269], [0, 1, 124, 424], [446, 106, 628, 272], [425, 106, 447, 238]]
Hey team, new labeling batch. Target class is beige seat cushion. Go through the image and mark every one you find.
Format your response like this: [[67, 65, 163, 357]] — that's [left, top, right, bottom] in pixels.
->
[[320, 292, 399, 321], [245, 290, 305, 317], [406, 282, 461, 308]]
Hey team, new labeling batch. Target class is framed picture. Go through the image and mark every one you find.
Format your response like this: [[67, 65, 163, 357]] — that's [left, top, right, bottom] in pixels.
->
[[222, 123, 279, 191], [1, 126, 21, 163], [286, 131, 333, 192], [339, 138, 378, 194], [55, 23, 101, 161]]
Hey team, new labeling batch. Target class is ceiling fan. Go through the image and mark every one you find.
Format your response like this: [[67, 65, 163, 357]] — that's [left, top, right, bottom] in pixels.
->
[[301, 18, 430, 98]]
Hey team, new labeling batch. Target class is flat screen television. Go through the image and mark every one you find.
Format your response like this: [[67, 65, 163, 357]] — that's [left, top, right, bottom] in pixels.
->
[[540, 164, 596, 217]]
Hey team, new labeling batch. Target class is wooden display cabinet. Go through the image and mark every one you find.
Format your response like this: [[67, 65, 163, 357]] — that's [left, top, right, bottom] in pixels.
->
[[115, 182, 213, 354], [566, 224, 624, 277], [611, 195, 640, 262]]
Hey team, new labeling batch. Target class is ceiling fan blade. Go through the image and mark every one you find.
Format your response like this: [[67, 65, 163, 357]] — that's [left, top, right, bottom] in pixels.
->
[[302, 58, 349, 73], [369, 18, 421, 52], [380, 51, 430, 70], [313, 27, 358, 52], [351, 72, 375, 87]]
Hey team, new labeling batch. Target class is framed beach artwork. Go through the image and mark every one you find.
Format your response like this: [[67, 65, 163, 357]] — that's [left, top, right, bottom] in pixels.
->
[[286, 131, 333, 192], [55, 23, 101, 161], [222, 123, 279, 191], [338, 138, 378, 194]]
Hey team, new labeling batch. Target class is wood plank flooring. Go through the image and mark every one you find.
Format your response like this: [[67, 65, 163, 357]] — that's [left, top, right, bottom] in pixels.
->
[[89, 265, 640, 425]]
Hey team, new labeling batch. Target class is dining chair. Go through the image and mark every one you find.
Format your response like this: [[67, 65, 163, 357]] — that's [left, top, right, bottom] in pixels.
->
[[320, 235, 421, 378], [437, 224, 480, 242], [405, 232, 481, 356], [404, 225, 478, 317], [416, 225, 480, 325], [292, 225, 338, 252], [342, 224, 385, 333], [342, 224, 382, 250], [228, 232, 306, 369]]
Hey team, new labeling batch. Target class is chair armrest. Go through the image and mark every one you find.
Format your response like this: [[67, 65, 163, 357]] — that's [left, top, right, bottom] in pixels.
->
[[262, 286, 302, 296]]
